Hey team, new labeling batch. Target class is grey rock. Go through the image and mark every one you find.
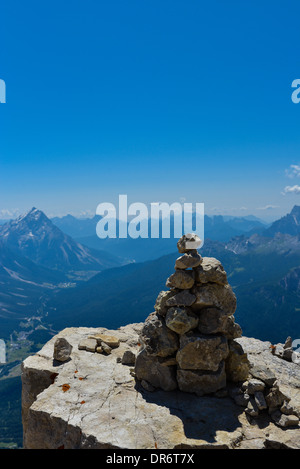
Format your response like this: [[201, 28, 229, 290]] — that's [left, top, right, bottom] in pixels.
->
[[237, 335, 300, 419], [135, 350, 177, 392], [88, 334, 120, 349], [165, 307, 199, 335], [274, 344, 284, 358], [154, 290, 177, 316], [238, 438, 266, 449], [246, 378, 265, 395], [197, 307, 227, 335], [140, 313, 179, 358], [176, 332, 228, 372], [245, 397, 259, 417], [254, 391, 267, 410], [271, 410, 299, 428], [177, 233, 202, 253], [265, 386, 289, 409], [175, 251, 202, 269], [191, 283, 236, 316], [101, 342, 112, 355], [22, 325, 300, 449], [177, 361, 226, 396], [53, 337, 73, 362], [166, 270, 195, 290], [280, 400, 295, 415], [197, 308, 239, 336], [225, 340, 250, 383], [78, 338, 97, 352], [292, 351, 300, 365], [224, 316, 243, 340], [282, 347, 293, 362], [121, 350, 136, 365], [249, 364, 276, 387], [165, 290, 196, 308], [284, 336, 293, 349], [194, 257, 228, 285]]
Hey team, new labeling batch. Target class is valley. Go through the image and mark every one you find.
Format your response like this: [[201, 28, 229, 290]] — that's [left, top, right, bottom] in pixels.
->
[[0, 205, 299, 447]]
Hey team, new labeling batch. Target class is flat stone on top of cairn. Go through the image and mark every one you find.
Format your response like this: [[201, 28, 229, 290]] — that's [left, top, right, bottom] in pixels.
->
[[135, 233, 248, 396]]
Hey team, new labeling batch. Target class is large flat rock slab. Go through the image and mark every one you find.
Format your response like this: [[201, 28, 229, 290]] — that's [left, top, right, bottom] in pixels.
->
[[22, 324, 300, 449]]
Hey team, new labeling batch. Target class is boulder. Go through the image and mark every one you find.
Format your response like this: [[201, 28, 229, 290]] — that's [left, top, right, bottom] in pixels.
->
[[225, 340, 250, 382], [135, 350, 177, 391], [177, 361, 226, 396], [154, 290, 177, 316], [139, 313, 179, 357], [166, 270, 195, 290], [283, 336, 293, 349], [265, 386, 289, 409], [197, 307, 229, 335], [176, 332, 228, 371], [165, 307, 199, 335], [246, 378, 266, 394], [254, 391, 267, 410], [194, 257, 228, 285], [191, 283, 237, 315], [245, 398, 259, 417], [121, 350, 136, 365], [175, 251, 202, 269], [53, 337, 73, 362], [270, 410, 299, 428], [165, 290, 196, 308], [249, 364, 276, 387], [223, 316, 243, 340]]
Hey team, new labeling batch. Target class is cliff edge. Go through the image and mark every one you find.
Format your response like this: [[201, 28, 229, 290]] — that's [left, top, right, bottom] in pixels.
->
[[21, 323, 300, 449]]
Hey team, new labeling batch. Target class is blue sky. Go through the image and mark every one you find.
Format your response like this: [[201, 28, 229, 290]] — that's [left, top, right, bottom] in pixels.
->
[[1, 0, 300, 221]]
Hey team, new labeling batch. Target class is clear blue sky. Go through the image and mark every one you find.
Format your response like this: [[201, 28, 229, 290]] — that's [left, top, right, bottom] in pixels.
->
[[1, 0, 300, 221]]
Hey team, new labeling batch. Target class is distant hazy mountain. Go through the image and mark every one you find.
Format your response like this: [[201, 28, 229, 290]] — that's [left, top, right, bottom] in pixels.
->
[[51, 214, 100, 239], [60, 213, 266, 262], [226, 232, 300, 255], [45, 234, 300, 344], [264, 205, 300, 237], [0, 208, 123, 274]]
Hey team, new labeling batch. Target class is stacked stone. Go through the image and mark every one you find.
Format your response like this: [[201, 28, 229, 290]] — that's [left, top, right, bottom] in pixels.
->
[[230, 371, 300, 428], [272, 336, 300, 365], [135, 233, 248, 396]]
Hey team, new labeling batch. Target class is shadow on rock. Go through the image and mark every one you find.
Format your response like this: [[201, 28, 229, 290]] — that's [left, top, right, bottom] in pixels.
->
[[134, 381, 244, 445]]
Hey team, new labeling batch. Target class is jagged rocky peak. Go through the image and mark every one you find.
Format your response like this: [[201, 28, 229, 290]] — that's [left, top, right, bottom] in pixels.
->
[[134, 233, 247, 396]]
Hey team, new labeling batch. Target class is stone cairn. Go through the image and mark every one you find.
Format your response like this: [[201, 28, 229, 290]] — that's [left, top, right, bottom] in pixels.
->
[[134, 233, 248, 396], [52, 233, 299, 427]]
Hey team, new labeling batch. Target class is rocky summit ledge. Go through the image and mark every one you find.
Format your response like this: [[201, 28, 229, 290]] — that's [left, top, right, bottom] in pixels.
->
[[21, 323, 300, 449]]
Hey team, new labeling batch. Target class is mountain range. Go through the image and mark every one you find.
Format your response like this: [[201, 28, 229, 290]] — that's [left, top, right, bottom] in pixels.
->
[[0, 205, 299, 344], [0, 208, 125, 338], [0, 204, 299, 449], [50, 213, 268, 263], [44, 233, 300, 344], [0, 208, 124, 275]]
